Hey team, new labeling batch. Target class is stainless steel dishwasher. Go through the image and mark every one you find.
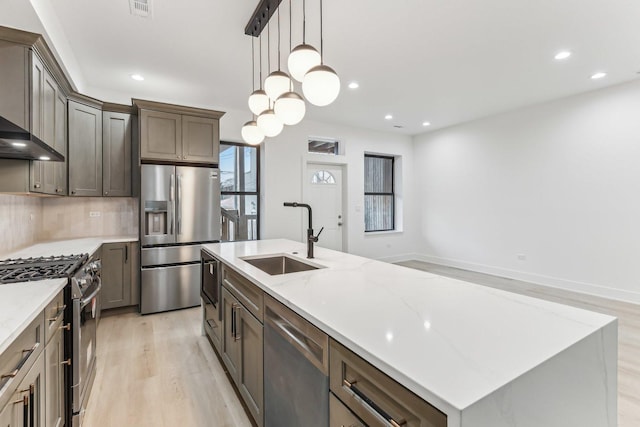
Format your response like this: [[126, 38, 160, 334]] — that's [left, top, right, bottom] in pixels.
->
[[264, 294, 329, 427]]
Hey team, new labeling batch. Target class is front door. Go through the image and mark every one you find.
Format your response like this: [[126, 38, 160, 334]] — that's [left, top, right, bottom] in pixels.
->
[[306, 164, 344, 252]]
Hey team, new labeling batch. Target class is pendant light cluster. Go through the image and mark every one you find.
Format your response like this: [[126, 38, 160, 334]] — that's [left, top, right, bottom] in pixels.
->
[[241, 0, 340, 144]]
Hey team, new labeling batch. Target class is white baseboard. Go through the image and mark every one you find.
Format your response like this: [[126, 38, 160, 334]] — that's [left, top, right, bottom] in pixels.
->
[[374, 253, 418, 263], [410, 254, 640, 305]]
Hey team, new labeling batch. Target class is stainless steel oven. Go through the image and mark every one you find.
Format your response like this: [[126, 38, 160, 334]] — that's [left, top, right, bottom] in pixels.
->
[[70, 256, 101, 427]]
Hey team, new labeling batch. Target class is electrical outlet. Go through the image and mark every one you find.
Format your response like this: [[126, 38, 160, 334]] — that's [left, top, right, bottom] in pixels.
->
[[517, 254, 527, 261], [89, 211, 101, 218]]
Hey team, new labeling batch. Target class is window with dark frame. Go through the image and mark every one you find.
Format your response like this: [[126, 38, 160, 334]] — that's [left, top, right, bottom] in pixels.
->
[[308, 138, 339, 155], [220, 141, 260, 241], [364, 154, 394, 232]]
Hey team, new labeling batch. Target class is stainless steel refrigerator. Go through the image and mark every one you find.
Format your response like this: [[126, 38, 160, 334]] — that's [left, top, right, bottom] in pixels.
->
[[140, 164, 220, 314]]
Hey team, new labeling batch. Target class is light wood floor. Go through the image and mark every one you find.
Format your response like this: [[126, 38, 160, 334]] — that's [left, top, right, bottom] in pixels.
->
[[84, 263, 640, 427], [397, 260, 640, 427], [83, 307, 252, 427]]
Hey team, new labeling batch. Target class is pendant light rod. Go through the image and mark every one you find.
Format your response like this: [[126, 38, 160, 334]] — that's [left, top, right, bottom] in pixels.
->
[[277, 7, 281, 70], [244, 0, 283, 37], [259, 33, 263, 87], [319, 0, 323, 62], [303, 0, 306, 43], [251, 37, 255, 92], [289, 0, 294, 91]]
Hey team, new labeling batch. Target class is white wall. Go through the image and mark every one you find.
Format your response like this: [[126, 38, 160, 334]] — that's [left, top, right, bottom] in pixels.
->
[[221, 108, 420, 260], [412, 79, 640, 303]]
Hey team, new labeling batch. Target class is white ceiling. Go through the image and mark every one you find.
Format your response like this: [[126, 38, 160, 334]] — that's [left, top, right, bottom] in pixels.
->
[[10, 0, 640, 135]]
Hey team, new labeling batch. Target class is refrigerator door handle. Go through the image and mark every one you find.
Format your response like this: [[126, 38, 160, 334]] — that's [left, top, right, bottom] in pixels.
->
[[170, 174, 175, 235], [177, 174, 182, 235]]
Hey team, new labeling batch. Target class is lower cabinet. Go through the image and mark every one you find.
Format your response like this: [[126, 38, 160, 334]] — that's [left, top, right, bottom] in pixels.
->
[[101, 242, 139, 310], [220, 285, 264, 427], [45, 321, 65, 427], [17, 351, 45, 427], [329, 339, 447, 427]]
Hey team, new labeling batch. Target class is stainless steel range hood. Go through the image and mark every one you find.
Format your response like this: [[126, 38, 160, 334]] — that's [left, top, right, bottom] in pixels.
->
[[0, 115, 64, 162]]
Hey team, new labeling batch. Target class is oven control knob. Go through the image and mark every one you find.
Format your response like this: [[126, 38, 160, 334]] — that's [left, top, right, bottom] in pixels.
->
[[78, 278, 88, 287]]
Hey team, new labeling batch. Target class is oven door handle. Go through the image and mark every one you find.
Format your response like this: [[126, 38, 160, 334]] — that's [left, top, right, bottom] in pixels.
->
[[80, 278, 102, 308]]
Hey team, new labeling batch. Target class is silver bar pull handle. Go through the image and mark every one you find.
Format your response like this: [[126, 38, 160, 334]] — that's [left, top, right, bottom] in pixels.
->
[[342, 379, 407, 427], [177, 174, 182, 235]]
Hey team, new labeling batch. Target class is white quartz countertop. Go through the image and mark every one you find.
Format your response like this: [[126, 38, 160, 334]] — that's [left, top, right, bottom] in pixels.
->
[[4, 235, 138, 259], [203, 239, 616, 414], [0, 278, 67, 354]]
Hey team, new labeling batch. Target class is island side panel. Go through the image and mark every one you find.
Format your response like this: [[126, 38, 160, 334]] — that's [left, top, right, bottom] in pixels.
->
[[460, 320, 617, 427]]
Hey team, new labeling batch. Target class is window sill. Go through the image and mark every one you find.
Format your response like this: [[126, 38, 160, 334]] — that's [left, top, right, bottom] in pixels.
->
[[364, 230, 403, 236]]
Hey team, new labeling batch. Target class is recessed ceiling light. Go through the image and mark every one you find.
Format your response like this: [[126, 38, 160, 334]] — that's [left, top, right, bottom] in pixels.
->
[[39, 156, 50, 161], [348, 81, 359, 89], [591, 72, 607, 80], [384, 114, 393, 120], [554, 51, 572, 60], [422, 121, 431, 127], [11, 142, 27, 147], [130, 74, 145, 81]]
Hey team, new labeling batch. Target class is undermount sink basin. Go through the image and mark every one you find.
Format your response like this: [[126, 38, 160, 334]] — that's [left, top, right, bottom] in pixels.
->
[[242, 255, 322, 276]]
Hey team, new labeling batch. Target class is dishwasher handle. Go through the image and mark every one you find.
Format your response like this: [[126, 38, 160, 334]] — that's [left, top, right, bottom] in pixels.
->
[[265, 303, 328, 375]]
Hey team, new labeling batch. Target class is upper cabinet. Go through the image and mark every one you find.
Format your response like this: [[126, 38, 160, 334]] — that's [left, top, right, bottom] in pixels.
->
[[103, 108, 133, 197], [68, 98, 103, 197], [0, 31, 69, 195], [135, 99, 224, 165], [31, 67, 67, 195]]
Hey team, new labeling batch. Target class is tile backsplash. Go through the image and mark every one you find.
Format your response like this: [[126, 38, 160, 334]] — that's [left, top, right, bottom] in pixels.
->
[[0, 195, 42, 256], [40, 197, 138, 240], [0, 195, 138, 256]]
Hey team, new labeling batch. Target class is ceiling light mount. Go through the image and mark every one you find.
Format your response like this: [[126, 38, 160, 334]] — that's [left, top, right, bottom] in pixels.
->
[[245, 0, 283, 37]]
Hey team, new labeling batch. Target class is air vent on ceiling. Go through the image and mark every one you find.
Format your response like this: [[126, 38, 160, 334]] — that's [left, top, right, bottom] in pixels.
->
[[130, 0, 152, 18]]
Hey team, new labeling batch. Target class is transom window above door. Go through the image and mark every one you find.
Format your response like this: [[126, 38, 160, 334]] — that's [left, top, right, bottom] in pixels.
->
[[311, 170, 336, 184]]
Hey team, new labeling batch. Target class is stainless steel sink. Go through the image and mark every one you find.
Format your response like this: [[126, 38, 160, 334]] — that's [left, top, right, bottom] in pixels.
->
[[242, 255, 322, 275]]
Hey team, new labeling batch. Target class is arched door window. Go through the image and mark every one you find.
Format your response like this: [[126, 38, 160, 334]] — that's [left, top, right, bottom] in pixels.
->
[[311, 170, 336, 184]]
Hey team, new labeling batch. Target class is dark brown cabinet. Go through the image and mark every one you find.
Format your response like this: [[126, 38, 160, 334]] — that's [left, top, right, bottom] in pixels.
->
[[31, 74, 67, 196], [136, 100, 223, 165], [219, 265, 264, 427], [43, 290, 65, 427], [68, 100, 102, 197], [102, 111, 132, 197], [101, 242, 139, 310]]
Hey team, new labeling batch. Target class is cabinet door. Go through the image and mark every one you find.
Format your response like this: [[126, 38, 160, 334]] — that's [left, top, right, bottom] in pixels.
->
[[102, 112, 132, 197], [68, 100, 102, 196], [31, 72, 64, 195], [101, 242, 132, 310], [238, 307, 264, 427], [45, 326, 64, 427], [181, 115, 218, 164], [53, 90, 67, 195], [30, 52, 44, 139], [139, 109, 182, 161], [221, 287, 241, 384], [0, 389, 23, 427], [18, 351, 45, 427]]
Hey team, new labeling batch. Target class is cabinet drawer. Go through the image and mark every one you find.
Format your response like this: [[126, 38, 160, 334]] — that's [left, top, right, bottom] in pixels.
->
[[44, 289, 65, 344], [329, 339, 447, 427], [330, 393, 366, 427], [0, 314, 44, 409], [222, 265, 263, 322]]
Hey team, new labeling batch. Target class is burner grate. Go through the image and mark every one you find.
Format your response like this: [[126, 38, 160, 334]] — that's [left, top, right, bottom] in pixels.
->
[[0, 253, 88, 284]]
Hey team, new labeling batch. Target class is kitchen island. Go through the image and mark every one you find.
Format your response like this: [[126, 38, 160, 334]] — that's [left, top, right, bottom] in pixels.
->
[[203, 239, 617, 427]]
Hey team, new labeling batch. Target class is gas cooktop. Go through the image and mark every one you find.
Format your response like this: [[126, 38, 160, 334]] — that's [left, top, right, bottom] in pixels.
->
[[0, 254, 88, 284]]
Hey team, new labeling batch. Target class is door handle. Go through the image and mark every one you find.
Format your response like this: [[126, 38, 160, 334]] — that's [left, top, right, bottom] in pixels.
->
[[176, 174, 182, 235], [338, 222, 343, 226]]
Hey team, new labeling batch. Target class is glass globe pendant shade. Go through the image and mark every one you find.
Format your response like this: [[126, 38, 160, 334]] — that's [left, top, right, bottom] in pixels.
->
[[274, 92, 306, 125], [264, 71, 292, 101], [248, 89, 270, 116], [241, 120, 265, 145], [302, 64, 341, 107], [287, 44, 321, 82], [257, 109, 284, 137]]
